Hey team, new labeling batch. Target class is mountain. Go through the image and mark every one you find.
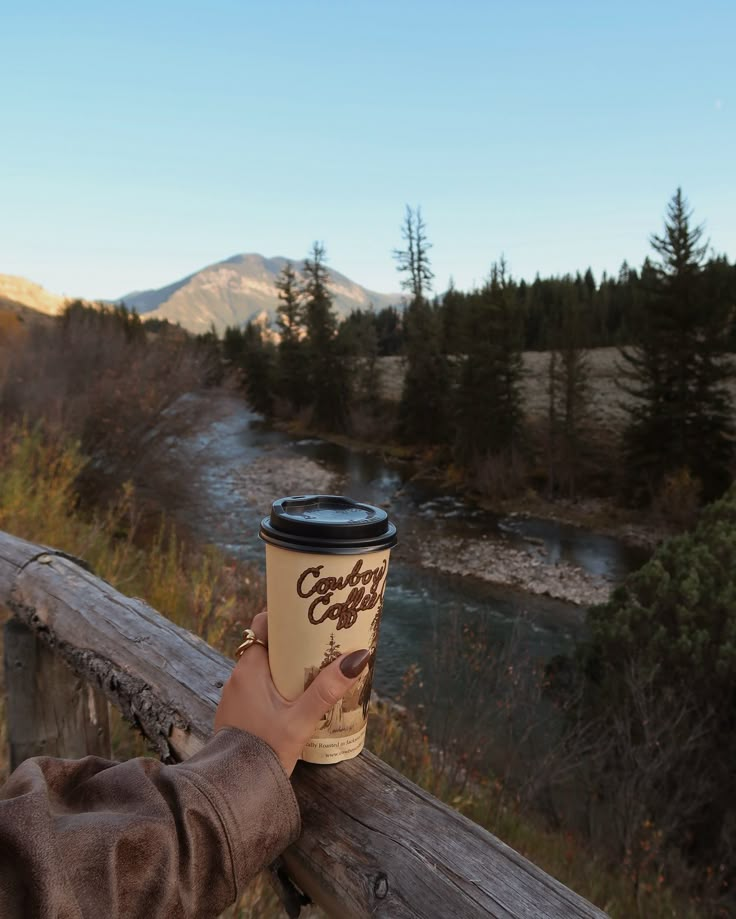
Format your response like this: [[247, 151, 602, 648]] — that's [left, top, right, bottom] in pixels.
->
[[0, 293, 57, 329], [120, 254, 401, 334], [0, 275, 67, 316]]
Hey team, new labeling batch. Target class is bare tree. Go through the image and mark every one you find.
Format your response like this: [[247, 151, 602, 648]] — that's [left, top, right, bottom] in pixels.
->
[[393, 205, 434, 305]]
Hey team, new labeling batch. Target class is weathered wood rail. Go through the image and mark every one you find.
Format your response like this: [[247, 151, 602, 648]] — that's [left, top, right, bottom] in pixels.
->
[[0, 530, 608, 918]]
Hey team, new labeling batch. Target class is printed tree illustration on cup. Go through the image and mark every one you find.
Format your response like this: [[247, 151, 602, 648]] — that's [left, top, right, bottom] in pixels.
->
[[318, 632, 346, 731], [320, 633, 342, 669], [304, 634, 341, 694], [360, 605, 382, 717]]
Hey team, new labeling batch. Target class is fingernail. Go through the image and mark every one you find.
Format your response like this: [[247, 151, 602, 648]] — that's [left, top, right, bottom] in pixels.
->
[[340, 649, 371, 678]]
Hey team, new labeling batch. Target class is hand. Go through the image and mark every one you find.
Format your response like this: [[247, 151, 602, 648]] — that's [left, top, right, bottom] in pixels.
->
[[214, 611, 371, 775]]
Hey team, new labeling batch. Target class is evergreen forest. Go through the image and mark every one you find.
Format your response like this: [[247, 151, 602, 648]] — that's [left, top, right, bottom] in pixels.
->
[[221, 190, 736, 510]]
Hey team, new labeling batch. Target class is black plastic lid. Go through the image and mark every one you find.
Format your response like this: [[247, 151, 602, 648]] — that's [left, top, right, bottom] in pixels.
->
[[260, 495, 397, 555]]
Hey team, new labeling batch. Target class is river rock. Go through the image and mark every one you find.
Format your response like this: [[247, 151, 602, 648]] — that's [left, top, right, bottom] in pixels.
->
[[416, 535, 611, 607], [232, 453, 342, 515]]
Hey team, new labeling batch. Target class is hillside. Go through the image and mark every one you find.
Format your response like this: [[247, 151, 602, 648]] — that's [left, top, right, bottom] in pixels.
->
[[0, 295, 57, 342], [121, 253, 400, 334], [0, 275, 67, 317]]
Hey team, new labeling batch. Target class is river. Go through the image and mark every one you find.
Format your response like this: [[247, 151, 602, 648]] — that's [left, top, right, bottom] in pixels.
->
[[163, 392, 647, 704]]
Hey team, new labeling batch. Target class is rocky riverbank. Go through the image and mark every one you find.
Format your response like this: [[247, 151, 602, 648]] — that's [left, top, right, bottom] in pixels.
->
[[494, 499, 670, 553], [414, 534, 612, 607], [231, 451, 343, 516], [230, 446, 613, 607]]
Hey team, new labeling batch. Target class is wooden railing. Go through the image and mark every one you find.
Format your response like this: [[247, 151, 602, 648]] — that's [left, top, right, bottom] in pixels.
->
[[0, 530, 608, 918]]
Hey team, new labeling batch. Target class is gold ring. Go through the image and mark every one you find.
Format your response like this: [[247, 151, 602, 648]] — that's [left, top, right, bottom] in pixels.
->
[[235, 627, 268, 659]]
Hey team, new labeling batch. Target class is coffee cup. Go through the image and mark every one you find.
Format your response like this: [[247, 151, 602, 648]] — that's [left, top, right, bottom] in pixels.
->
[[260, 494, 397, 764]]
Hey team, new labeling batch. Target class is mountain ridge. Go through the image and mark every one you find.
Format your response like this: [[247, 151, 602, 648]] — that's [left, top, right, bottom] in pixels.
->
[[120, 253, 401, 334]]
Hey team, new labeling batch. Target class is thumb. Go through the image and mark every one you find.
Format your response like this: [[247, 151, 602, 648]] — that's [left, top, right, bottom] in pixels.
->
[[292, 649, 372, 731]]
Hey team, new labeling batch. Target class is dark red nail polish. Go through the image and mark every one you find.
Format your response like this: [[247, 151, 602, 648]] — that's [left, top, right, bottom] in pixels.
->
[[340, 649, 371, 678]]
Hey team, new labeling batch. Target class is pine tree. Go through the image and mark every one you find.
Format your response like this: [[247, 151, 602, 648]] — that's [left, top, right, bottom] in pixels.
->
[[222, 325, 246, 367], [547, 281, 591, 497], [276, 261, 303, 341], [619, 189, 734, 501], [455, 261, 524, 471], [274, 261, 309, 411], [374, 306, 404, 356], [338, 309, 380, 406], [241, 321, 276, 417], [221, 325, 248, 390], [301, 242, 351, 432], [583, 267, 596, 304], [440, 278, 466, 354], [393, 206, 450, 444]]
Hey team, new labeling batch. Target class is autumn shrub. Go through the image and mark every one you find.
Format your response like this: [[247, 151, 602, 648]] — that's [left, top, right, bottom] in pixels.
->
[[0, 301, 216, 506], [471, 447, 528, 500], [652, 466, 702, 529]]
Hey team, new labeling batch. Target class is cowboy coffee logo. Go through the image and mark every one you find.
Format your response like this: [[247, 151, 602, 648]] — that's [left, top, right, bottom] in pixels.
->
[[296, 558, 387, 629]]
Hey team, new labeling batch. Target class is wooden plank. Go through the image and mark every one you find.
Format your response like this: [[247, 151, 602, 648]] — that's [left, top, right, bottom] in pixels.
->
[[285, 750, 603, 918], [0, 535, 228, 761], [0, 531, 47, 580], [4, 618, 110, 770], [0, 529, 608, 918]]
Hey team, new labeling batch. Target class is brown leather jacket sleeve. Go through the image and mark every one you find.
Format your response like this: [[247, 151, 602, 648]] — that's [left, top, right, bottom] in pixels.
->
[[0, 727, 301, 918]]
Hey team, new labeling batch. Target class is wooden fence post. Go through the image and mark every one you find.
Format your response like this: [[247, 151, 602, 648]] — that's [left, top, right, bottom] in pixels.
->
[[3, 618, 111, 772]]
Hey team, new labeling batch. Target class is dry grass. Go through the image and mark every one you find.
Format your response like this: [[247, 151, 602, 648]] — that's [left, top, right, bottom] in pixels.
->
[[378, 348, 736, 433], [0, 424, 264, 768]]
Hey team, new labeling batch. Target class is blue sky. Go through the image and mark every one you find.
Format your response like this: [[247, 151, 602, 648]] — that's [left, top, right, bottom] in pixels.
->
[[1, 0, 733, 300]]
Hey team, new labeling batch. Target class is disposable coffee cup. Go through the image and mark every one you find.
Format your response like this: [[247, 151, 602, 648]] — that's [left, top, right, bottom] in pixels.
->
[[260, 495, 397, 764]]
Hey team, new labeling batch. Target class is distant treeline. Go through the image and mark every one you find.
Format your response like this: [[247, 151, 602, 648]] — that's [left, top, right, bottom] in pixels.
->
[[316, 256, 736, 357], [220, 190, 735, 509], [440, 255, 736, 353], [220, 253, 736, 359]]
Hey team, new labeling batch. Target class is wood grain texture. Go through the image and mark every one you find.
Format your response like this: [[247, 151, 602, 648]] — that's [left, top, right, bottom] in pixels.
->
[[4, 619, 110, 770], [0, 529, 608, 918]]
